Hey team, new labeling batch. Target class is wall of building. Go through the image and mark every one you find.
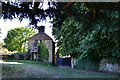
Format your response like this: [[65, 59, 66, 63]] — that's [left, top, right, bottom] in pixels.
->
[[28, 39, 53, 63], [28, 40, 33, 50], [45, 40, 53, 63]]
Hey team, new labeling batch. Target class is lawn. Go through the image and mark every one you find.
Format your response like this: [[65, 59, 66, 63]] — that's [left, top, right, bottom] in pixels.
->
[[1, 60, 120, 79]]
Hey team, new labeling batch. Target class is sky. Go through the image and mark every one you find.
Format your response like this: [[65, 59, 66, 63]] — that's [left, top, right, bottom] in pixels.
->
[[0, 1, 55, 43], [0, 18, 55, 43]]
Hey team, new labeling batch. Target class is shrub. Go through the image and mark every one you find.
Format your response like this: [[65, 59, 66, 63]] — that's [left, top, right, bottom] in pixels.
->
[[38, 41, 49, 62], [75, 59, 100, 71]]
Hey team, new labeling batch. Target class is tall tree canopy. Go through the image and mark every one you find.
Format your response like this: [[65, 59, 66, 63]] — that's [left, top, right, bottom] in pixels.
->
[[4, 27, 36, 53], [54, 3, 120, 63], [2, 1, 120, 28], [2, 1, 72, 28], [1, 1, 120, 62]]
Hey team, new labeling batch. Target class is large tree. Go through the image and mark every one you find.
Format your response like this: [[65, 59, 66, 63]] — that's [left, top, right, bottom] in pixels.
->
[[1, 1, 82, 28], [2, 2, 120, 27], [4, 27, 36, 53], [1, 1, 120, 62], [55, 3, 120, 63]]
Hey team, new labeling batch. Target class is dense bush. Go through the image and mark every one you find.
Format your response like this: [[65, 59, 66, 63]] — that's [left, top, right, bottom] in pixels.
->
[[38, 41, 49, 62], [75, 59, 100, 71], [8, 53, 24, 60]]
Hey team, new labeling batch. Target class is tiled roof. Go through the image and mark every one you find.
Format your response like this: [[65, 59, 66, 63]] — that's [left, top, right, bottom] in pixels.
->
[[28, 32, 53, 40]]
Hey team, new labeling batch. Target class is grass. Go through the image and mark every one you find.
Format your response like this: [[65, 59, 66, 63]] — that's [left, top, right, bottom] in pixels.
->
[[2, 60, 120, 78]]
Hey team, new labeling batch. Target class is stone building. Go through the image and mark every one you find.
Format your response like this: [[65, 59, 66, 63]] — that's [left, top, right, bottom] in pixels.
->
[[25, 26, 55, 64]]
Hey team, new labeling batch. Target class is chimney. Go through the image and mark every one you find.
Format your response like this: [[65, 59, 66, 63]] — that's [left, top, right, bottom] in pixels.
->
[[38, 26, 45, 33]]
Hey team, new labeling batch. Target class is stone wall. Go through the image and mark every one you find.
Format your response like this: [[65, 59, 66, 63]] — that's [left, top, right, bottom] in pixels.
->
[[99, 58, 120, 73], [28, 40, 33, 50]]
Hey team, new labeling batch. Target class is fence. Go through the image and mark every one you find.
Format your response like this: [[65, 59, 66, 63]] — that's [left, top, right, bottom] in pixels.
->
[[56, 57, 71, 67]]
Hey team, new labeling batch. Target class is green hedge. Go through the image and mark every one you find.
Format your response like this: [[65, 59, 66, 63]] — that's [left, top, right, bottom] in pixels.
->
[[75, 59, 100, 71]]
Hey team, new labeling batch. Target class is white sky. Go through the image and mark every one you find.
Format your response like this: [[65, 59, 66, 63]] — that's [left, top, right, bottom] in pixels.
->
[[0, 18, 55, 43], [0, 1, 55, 43]]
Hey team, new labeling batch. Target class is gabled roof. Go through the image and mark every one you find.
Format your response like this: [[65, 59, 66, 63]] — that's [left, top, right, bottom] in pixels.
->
[[28, 32, 53, 41]]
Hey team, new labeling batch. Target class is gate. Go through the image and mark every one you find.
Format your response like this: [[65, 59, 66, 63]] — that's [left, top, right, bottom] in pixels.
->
[[56, 57, 71, 67]]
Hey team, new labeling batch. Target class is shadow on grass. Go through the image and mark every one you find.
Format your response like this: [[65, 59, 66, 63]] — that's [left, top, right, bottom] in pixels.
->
[[1, 60, 120, 78]]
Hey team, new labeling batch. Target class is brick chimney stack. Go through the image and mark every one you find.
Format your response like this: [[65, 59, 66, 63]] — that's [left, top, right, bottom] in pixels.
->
[[38, 26, 45, 33]]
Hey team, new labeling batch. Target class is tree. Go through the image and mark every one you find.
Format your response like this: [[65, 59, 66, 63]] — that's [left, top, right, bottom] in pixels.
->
[[38, 41, 49, 62], [4, 27, 36, 53], [1, 1, 81, 28], [0, 42, 8, 55], [55, 3, 120, 63], [2, 2, 120, 62], [2, 2, 120, 27]]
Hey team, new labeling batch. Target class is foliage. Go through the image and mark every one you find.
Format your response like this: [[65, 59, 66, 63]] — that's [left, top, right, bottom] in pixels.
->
[[2, 2, 120, 28], [38, 41, 49, 62], [1, 1, 81, 28], [74, 59, 99, 71], [4, 27, 36, 53], [0, 42, 8, 55], [2, 1, 69, 28], [2, 2, 120, 64], [0, 42, 4, 47], [55, 3, 120, 63]]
